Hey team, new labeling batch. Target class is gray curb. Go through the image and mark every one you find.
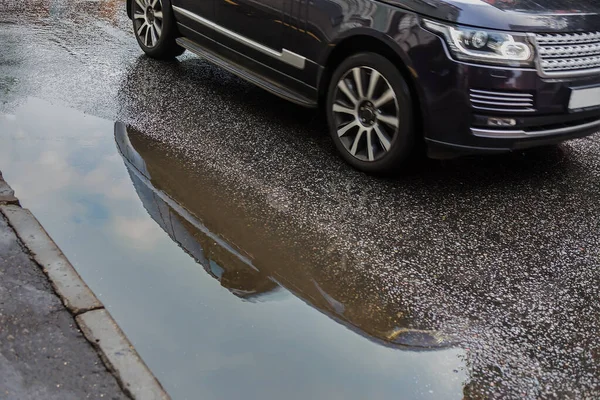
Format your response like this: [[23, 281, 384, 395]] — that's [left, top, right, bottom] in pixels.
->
[[1, 204, 103, 314], [0, 171, 19, 205], [77, 310, 169, 400], [0, 177, 170, 400]]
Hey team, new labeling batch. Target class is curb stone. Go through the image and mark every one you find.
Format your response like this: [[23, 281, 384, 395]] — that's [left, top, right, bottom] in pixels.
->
[[0, 172, 19, 205], [0, 185, 170, 400], [78, 310, 170, 400], [0, 204, 102, 314]]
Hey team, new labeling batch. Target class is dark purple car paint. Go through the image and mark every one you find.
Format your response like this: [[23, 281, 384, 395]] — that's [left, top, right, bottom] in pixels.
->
[[130, 0, 600, 156]]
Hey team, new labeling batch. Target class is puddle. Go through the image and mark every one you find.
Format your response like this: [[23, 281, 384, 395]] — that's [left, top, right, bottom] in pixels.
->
[[114, 122, 455, 350], [0, 98, 467, 399]]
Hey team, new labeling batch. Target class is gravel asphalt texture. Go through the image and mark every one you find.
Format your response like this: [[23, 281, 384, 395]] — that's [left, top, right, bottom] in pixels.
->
[[1, 0, 600, 398]]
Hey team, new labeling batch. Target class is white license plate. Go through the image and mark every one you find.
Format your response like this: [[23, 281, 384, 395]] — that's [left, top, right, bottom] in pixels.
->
[[569, 86, 600, 110]]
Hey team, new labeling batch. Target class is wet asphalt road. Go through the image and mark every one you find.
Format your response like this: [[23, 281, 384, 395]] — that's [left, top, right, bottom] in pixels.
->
[[2, 0, 600, 398]]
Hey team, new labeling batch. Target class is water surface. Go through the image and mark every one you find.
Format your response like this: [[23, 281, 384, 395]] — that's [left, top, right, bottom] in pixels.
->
[[0, 98, 466, 399]]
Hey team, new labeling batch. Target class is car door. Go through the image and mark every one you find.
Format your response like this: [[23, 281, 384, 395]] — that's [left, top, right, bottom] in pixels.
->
[[172, 0, 213, 25], [213, 0, 285, 62]]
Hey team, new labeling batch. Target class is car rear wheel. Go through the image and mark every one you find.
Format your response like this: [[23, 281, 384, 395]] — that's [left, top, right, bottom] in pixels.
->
[[132, 0, 185, 60], [326, 53, 416, 174]]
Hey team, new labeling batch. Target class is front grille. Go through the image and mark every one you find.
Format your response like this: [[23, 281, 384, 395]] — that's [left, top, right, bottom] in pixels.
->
[[470, 89, 535, 113], [535, 32, 600, 76]]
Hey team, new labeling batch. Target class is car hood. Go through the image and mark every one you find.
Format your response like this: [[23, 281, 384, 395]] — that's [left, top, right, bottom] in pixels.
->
[[393, 0, 600, 33]]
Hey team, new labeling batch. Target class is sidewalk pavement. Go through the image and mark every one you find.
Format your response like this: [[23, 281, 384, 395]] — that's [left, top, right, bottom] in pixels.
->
[[0, 172, 168, 400]]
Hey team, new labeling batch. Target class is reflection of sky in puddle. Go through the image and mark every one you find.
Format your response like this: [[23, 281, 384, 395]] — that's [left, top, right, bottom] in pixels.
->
[[0, 98, 466, 400]]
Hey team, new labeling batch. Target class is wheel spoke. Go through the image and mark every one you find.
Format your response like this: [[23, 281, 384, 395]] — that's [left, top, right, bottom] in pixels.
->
[[332, 67, 399, 162], [145, 25, 150, 46], [337, 80, 358, 105], [135, 0, 145, 10], [366, 130, 375, 161], [373, 88, 395, 108], [134, 12, 145, 20], [373, 123, 391, 151], [150, 24, 158, 46], [350, 128, 365, 155], [154, 21, 162, 36], [366, 70, 380, 99], [377, 113, 399, 128], [137, 21, 147, 36], [352, 68, 364, 98], [337, 120, 358, 137], [332, 103, 355, 116], [154, 11, 163, 20], [151, 0, 159, 7]]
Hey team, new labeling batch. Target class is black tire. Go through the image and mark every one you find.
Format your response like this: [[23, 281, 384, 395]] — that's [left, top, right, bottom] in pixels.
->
[[326, 52, 416, 174], [132, 0, 185, 60]]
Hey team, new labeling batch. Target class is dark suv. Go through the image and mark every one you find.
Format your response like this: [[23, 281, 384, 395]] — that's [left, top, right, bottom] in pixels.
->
[[127, 0, 600, 173]]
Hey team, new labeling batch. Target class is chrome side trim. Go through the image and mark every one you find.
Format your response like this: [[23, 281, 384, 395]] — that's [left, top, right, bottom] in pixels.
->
[[172, 6, 306, 69], [472, 118, 600, 139]]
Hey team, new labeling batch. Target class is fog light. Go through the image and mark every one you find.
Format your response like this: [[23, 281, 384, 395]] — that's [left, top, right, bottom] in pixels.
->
[[487, 117, 516, 127]]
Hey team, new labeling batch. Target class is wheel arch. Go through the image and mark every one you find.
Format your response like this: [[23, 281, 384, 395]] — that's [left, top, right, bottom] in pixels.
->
[[317, 32, 426, 137]]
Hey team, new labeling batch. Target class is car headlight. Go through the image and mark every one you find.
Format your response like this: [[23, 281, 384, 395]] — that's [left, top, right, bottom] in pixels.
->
[[423, 20, 534, 67]]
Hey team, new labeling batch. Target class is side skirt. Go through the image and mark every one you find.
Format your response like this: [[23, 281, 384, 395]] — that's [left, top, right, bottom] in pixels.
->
[[176, 33, 318, 108]]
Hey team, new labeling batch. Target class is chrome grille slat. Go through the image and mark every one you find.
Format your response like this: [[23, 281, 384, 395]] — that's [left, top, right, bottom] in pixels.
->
[[471, 94, 533, 103], [539, 44, 600, 58], [470, 89, 535, 113], [472, 107, 536, 113], [536, 32, 600, 45], [541, 56, 600, 71], [470, 89, 533, 98], [535, 31, 600, 76], [472, 100, 534, 107]]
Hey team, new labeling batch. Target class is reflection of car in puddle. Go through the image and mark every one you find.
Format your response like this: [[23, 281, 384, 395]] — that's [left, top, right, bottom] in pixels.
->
[[114, 122, 450, 350]]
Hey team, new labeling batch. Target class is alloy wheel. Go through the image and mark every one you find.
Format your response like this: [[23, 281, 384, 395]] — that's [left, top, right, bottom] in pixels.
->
[[133, 0, 164, 48], [332, 66, 400, 162]]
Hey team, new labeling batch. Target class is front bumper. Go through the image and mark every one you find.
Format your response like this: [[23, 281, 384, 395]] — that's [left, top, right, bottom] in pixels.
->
[[411, 28, 600, 157]]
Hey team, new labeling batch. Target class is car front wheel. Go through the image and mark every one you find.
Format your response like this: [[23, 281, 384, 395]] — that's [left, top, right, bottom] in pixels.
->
[[132, 0, 185, 60], [326, 52, 416, 174]]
